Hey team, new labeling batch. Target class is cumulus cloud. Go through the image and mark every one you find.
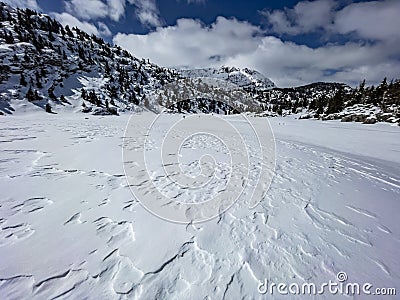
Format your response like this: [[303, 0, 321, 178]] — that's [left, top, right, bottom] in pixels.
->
[[114, 17, 261, 67], [334, 0, 400, 42], [52, 12, 112, 37], [128, 0, 162, 27], [63, 0, 161, 27], [226, 37, 399, 86], [2, 0, 40, 10], [261, 0, 336, 35], [262, 0, 400, 43], [107, 0, 126, 21], [64, 0, 108, 20], [113, 16, 400, 87], [98, 21, 112, 37]]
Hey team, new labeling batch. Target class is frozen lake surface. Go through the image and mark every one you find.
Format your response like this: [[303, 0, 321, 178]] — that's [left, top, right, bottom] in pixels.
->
[[0, 113, 399, 299]]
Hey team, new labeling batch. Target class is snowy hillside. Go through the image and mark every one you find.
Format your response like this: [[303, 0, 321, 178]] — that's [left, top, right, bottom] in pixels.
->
[[253, 81, 400, 125], [144, 77, 266, 114], [0, 2, 177, 115]]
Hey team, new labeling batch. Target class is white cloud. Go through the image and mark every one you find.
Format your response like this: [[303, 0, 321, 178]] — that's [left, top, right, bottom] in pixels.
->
[[52, 12, 108, 37], [226, 37, 399, 86], [113, 16, 400, 87], [65, 0, 108, 20], [63, 0, 161, 27], [262, 0, 400, 44], [334, 0, 400, 42], [128, 0, 162, 27], [98, 21, 112, 37], [2, 0, 39, 10], [261, 0, 336, 35], [64, 0, 126, 22], [114, 17, 261, 67], [107, 0, 126, 21]]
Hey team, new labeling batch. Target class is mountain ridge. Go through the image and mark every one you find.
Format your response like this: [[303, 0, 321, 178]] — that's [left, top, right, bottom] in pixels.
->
[[177, 66, 276, 91]]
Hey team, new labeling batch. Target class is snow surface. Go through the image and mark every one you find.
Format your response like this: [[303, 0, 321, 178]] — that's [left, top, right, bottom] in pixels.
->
[[0, 112, 399, 299]]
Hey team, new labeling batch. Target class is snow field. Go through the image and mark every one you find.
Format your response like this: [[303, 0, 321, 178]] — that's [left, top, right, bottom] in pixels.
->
[[0, 113, 399, 299]]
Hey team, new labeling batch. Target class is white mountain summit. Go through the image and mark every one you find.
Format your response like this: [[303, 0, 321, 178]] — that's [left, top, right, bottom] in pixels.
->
[[177, 66, 276, 91]]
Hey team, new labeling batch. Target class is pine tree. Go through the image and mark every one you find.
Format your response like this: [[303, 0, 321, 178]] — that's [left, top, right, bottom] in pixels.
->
[[81, 88, 87, 100], [48, 29, 55, 41], [327, 88, 345, 114], [45, 103, 52, 113], [291, 100, 299, 113], [34, 90, 40, 100], [26, 87, 35, 101], [105, 61, 111, 74], [24, 50, 30, 62], [20, 73, 27, 86], [4, 31, 14, 44], [48, 88, 56, 100], [88, 90, 95, 104], [65, 25, 73, 37], [35, 71, 42, 88], [129, 93, 139, 105], [308, 99, 317, 110], [144, 96, 150, 109], [96, 96, 102, 107]]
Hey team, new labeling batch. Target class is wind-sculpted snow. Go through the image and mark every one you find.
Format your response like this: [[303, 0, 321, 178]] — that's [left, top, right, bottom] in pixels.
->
[[123, 112, 275, 223], [0, 114, 399, 299]]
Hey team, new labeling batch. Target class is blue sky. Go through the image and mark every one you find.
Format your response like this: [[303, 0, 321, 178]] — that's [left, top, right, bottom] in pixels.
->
[[38, 1, 306, 34], [4, 0, 400, 87]]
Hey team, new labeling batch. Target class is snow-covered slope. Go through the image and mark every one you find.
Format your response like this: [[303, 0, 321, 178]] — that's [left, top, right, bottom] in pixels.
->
[[0, 2, 177, 115], [0, 113, 399, 299], [178, 66, 276, 91]]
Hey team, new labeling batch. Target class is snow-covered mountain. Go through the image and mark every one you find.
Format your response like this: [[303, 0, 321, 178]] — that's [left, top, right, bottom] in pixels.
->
[[0, 2, 177, 115], [178, 66, 276, 91], [0, 2, 276, 116]]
